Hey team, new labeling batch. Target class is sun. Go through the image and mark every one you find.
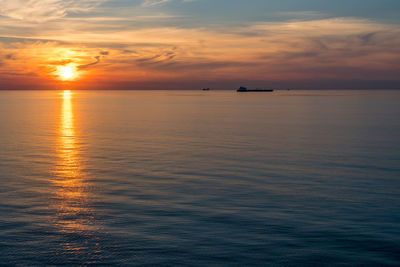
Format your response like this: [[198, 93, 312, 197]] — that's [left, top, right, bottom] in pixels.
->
[[58, 65, 76, 81]]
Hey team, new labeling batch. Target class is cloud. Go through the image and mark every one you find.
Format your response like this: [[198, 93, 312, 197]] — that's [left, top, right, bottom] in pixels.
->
[[0, 0, 103, 22], [5, 53, 15, 60], [78, 51, 109, 69], [278, 11, 328, 20], [79, 55, 100, 69], [141, 0, 192, 7], [0, 16, 399, 86], [233, 18, 392, 37], [142, 0, 171, 7]]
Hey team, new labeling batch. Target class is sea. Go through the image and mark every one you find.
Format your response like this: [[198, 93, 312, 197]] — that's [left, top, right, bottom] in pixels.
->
[[0, 90, 399, 266]]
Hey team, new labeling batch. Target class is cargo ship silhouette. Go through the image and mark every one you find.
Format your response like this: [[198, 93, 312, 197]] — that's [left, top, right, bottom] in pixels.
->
[[237, 86, 274, 92]]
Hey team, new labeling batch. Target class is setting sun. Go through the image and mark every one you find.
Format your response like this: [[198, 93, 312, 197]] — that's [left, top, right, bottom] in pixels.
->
[[58, 66, 76, 81]]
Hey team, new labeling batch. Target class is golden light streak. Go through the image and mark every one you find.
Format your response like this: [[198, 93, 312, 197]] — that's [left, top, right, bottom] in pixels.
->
[[52, 90, 94, 235]]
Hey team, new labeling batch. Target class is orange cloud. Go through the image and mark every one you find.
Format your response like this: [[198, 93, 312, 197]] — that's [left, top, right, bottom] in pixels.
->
[[0, 17, 399, 89]]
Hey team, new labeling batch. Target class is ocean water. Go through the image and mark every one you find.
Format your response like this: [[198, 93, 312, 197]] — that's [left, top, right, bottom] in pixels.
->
[[0, 90, 399, 266]]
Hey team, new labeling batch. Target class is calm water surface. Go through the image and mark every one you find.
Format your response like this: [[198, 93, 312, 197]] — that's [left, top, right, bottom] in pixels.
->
[[0, 90, 399, 266]]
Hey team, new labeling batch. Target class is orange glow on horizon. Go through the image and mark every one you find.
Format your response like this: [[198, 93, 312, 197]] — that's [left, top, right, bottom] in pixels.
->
[[0, 17, 399, 89]]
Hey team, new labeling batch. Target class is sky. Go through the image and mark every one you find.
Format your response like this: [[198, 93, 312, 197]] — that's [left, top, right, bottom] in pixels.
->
[[0, 0, 399, 90]]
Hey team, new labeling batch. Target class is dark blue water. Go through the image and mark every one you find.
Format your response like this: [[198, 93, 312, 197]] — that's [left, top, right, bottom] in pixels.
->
[[0, 90, 399, 266]]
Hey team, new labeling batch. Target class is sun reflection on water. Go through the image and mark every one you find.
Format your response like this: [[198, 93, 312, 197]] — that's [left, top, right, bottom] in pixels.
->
[[53, 90, 94, 233]]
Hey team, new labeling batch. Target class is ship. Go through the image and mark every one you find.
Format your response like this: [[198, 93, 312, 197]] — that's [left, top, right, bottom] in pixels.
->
[[237, 86, 274, 92]]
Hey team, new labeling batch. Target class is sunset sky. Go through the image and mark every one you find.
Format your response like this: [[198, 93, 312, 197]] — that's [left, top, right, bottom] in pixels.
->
[[0, 0, 399, 90]]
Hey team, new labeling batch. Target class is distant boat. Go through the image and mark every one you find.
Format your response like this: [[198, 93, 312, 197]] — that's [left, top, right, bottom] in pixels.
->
[[202, 88, 211, 91], [237, 86, 274, 92]]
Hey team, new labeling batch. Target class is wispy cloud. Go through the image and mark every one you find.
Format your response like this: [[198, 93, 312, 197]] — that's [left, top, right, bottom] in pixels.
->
[[142, 0, 171, 7], [0, 15, 399, 88], [141, 0, 194, 7], [0, 0, 104, 22], [278, 11, 328, 20]]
